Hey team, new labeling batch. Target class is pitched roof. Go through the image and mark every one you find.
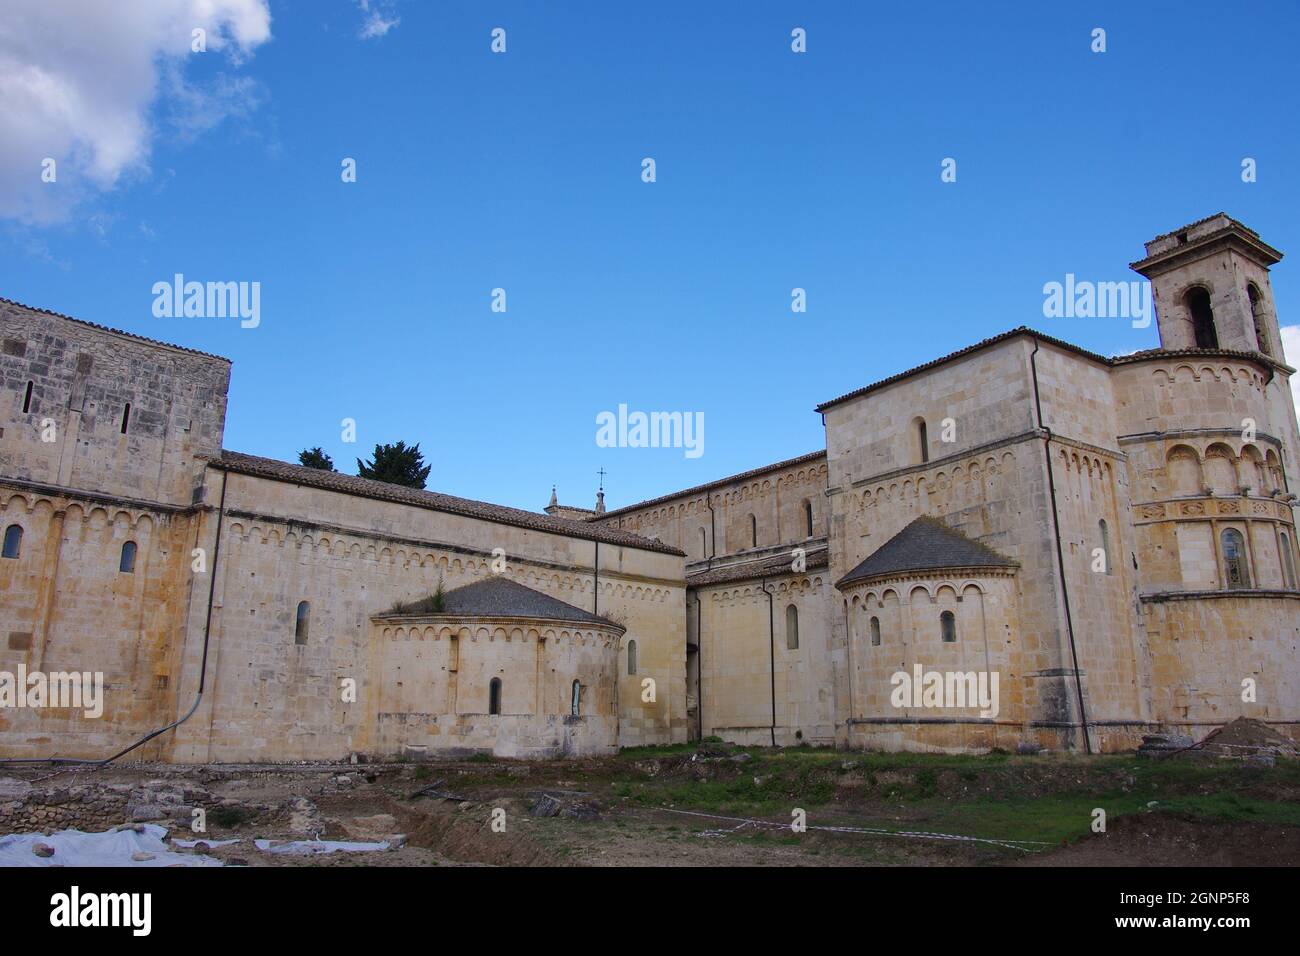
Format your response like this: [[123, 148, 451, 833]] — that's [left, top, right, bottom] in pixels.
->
[[688, 547, 830, 587], [0, 295, 232, 362], [836, 517, 1017, 589], [212, 450, 685, 555], [815, 327, 1109, 412], [411, 577, 619, 628], [595, 450, 827, 520]]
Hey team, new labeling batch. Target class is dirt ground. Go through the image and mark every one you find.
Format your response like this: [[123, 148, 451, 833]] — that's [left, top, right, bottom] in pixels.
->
[[3, 738, 1298, 867]]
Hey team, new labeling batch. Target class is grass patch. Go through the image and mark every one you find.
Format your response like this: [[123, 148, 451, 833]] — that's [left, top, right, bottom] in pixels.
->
[[211, 806, 252, 828]]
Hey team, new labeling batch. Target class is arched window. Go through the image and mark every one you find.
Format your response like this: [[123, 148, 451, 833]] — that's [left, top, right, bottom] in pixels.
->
[[940, 610, 957, 643], [22, 381, 33, 414], [914, 418, 930, 464], [1185, 287, 1218, 349], [1281, 532, 1297, 590], [489, 678, 502, 715], [119, 540, 137, 573], [294, 601, 310, 644], [1098, 519, 1112, 575], [803, 499, 814, 538], [570, 679, 581, 716], [749, 514, 758, 549], [1221, 529, 1250, 589], [1248, 284, 1271, 356], [2, 524, 22, 559], [869, 616, 881, 646], [627, 639, 638, 675], [785, 604, 799, 650]]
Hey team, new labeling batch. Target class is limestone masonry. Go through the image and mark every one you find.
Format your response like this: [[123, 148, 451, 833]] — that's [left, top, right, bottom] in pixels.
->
[[2, 213, 1298, 760]]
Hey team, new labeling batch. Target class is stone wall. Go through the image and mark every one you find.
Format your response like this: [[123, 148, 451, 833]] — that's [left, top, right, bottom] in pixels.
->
[[366, 614, 624, 758], [596, 453, 827, 560], [165, 467, 686, 763], [0, 299, 230, 507], [841, 572, 1024, 754], [692, 570, 834, 747], [0, 484, 201, 759]]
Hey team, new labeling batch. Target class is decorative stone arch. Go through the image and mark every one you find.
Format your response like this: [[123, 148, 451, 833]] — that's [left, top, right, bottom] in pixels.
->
[[1181, 283, 1219, 348], [1265, 450, 1284, 491], [1203, 442, 1237, 493], [1238, 444, 1266, 492], [1166, 444, 1203, 496]]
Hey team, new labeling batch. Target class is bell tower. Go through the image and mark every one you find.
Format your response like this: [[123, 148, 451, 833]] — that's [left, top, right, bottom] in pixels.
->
[[1130, 213, 1285, 359]]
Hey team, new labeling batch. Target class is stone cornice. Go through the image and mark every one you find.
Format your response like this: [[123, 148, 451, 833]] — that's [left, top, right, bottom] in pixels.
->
[[836, 564, 1018, 594], [222, 507, 686, 590], [1140, 588, 1300, 603], [370, 612, 626, 636], [0, 476, 198, 516]]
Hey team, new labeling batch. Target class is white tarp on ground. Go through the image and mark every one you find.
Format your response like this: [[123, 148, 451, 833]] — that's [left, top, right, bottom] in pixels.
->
[[0, 825, 222, 867], [253, 838, 389, 855]]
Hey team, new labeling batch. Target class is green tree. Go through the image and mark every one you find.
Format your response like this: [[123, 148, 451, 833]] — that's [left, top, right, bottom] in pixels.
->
[[357, 440, 431, 489], [298, 447, 335, 471]]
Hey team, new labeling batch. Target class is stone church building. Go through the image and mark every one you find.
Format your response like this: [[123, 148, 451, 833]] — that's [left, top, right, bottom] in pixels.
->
[[2, 214, 1298, 761]]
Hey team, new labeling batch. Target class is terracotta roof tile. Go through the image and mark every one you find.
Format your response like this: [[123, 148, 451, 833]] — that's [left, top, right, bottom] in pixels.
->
[[688, 547, 829, 587], [212, 450, 685, 556]]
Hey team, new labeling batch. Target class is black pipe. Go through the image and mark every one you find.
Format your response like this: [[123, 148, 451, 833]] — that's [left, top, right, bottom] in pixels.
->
[[0, 469, 229, 767], [1029, 338, 1092, 754], [695, 594, 703, 741], [705, 493, 716, 568], [760, 577, 776, 747]]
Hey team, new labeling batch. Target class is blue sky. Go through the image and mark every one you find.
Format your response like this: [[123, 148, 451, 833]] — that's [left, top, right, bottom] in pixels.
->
[[3, 1, 1298, 512]]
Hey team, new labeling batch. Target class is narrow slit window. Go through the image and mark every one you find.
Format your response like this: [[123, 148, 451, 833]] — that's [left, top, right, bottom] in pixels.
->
[[119, 540, 137, 573], [940, 610, 957, 643], [295, 601, 310, 644], [749, 514, 758, 549], [803, 500, 814, 538], [870, 616, 881, 646], [2, 524, 21, 559], [627, 639, 638, 675], [913, 418, 929, 464], [120, 402, 131, 434], [570, 679, 581, 716], [489, 677, 502, 715], [785, 604, 799, 650], [22, 381, 33, 414]]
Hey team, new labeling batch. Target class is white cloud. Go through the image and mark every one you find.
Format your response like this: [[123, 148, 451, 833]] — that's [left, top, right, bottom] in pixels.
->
[[357, 1, 400, 39], [0, 0, 272, 224], [1280, 326, 1300, 416]]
